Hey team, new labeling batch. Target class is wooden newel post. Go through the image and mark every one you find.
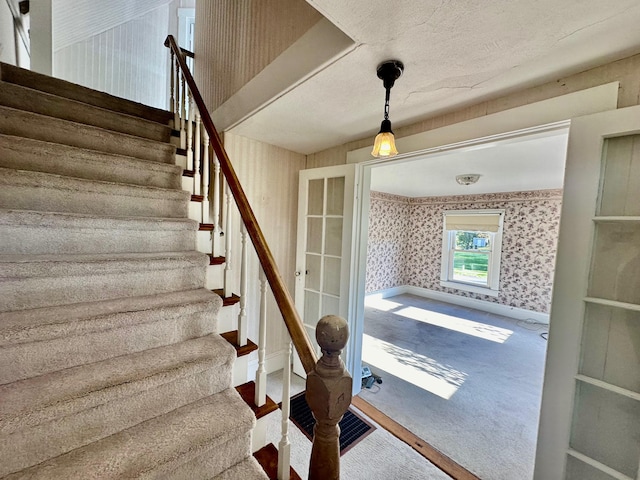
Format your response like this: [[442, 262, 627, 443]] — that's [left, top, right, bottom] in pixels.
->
[[306, 315, 352, 480]]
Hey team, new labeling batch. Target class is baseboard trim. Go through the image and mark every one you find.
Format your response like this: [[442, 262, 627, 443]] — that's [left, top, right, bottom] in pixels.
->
[[366, 285, 550, 324]]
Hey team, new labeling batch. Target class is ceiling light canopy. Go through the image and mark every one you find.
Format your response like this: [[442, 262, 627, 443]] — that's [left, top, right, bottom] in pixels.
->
[[371, 60, 404, 158], [455, 174, 481, 185]]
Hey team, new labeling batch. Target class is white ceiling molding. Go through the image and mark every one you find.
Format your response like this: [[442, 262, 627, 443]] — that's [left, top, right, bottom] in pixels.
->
[[53, 0, 173, 51]]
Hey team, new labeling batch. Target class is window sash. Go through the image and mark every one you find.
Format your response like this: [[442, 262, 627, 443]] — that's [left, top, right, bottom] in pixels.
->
[[448, 233, 492, 286]]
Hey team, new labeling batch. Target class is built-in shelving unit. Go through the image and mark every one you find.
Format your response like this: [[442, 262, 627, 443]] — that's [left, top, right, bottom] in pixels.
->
[[566, 134, 640, 480]]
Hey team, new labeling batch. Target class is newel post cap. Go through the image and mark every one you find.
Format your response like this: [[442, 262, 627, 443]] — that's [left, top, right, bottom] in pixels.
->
[[316, 315, 349, 355]]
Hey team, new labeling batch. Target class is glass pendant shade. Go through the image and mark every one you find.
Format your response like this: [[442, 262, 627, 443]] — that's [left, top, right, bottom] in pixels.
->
[[371, 119, 398, 157]]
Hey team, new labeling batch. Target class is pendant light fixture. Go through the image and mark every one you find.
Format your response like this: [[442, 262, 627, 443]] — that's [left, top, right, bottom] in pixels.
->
[[371, 59, 404, 158]]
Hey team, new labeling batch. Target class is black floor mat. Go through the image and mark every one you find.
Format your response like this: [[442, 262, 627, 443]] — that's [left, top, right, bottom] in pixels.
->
[[284, 391, 375, 455]]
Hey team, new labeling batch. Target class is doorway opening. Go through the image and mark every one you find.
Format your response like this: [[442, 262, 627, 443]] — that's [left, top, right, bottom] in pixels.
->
[[355, 125, 569, 480]]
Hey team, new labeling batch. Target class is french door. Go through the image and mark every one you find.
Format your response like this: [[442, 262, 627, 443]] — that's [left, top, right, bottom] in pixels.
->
[[292, 164, 358, 382], [535, 105, 640, 480]]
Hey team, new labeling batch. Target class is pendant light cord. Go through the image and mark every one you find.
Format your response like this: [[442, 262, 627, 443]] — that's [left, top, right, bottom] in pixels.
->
[[384, 87, 391, 120]]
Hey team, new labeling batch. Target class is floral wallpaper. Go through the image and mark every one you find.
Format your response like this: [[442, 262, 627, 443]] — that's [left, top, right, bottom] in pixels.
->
[[365, 192, 412, 293], [366, 189, 563, 313]]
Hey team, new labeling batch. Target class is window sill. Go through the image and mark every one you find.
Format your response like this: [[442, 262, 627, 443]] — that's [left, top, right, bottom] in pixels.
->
[[440, 280, 499, 297]]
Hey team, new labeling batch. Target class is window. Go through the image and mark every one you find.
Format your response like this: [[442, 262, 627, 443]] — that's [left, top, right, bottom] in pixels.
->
[[440, 210, 504, 296]]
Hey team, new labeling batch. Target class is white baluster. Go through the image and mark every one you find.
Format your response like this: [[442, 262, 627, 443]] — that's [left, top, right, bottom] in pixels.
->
[[173, 58, 180, 129], [193, 108, 201, 197], [180, 73, 186, 149], [186, 92, 194, 185], [202, 128, 211, 225], [212, 154, 221, 256], [254, 268, 268, 407], [278, 342, 292, 480], [169, 51, 175, 128], [223, 182, 233, 299], [237, 223, 248, 347]]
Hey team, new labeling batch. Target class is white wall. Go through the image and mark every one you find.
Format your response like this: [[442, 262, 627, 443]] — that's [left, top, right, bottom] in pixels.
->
[[0, 0, 29, 68], [52, 1, 178, 109]]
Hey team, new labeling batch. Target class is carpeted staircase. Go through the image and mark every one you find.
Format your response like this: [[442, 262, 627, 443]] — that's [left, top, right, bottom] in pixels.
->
[[0, 63, 269, 479]]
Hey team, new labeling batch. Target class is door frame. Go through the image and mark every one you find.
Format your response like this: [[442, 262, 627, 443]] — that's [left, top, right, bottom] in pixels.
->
[[344, 82, 620, 470], [348, 83, 620, 383]]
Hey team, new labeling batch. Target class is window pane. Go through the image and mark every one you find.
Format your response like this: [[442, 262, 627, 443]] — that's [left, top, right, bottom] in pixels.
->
[[305, 254, 321, 291], [306, 218, 323, 254], [324, 218, 343, 256], [326, 177, 345, 215], [304, 290, 320, 325], [455, 231, 491, 251], [452, 251, 489, 285], [308, 179, 324, 215]]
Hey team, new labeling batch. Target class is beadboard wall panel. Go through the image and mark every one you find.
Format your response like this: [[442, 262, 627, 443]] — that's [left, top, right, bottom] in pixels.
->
[[194, 0, 322, 112], [53, 5, 171, 109], [223, 132, 306, 362], [53, 0, 172, 51]]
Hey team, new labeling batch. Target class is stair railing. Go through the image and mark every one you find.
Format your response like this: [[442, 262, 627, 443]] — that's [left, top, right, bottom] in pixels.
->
[[165, 35, 352, 480]]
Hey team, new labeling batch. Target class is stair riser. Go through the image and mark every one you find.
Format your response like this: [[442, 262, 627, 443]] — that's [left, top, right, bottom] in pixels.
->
[[0, 83, 171, 142], [0, 224, 195, 255], [1, 368, 232, 477], [0, 180, 188, 219], [1, 264, 206, 312], [0, 107, 175, 163], [1, 311, 218, 384], [0, 135, 181, 188], [168, 431, 252, 480], [0, 63, 173, 124]]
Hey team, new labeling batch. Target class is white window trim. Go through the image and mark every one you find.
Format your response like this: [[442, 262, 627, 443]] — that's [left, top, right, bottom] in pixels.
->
[[440, 209, 505, 296]]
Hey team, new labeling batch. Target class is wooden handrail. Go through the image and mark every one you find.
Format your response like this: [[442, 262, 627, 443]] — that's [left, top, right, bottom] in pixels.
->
[[164, 35, 318, 373], [180, 47, 194, 58]]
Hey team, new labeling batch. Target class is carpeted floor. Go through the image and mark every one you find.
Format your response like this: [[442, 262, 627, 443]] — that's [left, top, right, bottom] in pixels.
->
[[266, 371, 452, 479], [359, 293, 548, 480]]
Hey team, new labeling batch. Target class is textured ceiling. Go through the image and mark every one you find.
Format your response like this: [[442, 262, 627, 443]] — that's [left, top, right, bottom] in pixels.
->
[[229, 0, 640, 155]]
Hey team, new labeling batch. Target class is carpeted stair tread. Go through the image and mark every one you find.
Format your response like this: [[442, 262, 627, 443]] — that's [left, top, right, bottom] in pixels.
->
[[0, 251, 208, 312], [0, 209, 198, 254], [0, 289, 223, 382], [0, 134, 182, 187], [0, 334, 236, 476], [0, 82, 172, 142], [0, 334, 235, 432], [0, 105, 175, 163], [2, 388, 255, 480], [0, 288, 220, 346], [0, 335, 236, 476], [0, 62, 173, 124], [0, 166, 189, 218], [212, 456, 269, 480]]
